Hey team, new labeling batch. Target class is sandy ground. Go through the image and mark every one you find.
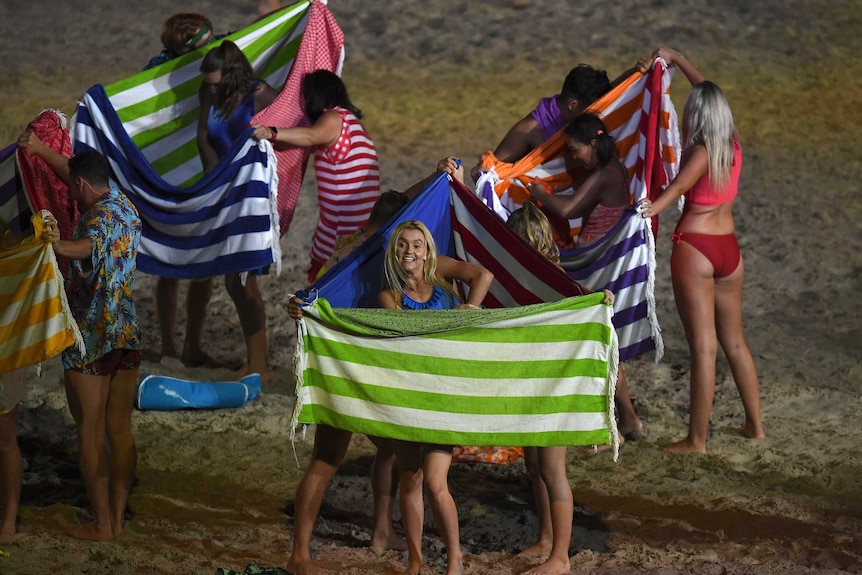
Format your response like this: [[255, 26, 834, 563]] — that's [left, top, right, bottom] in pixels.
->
[[1, 0, 861, 573]]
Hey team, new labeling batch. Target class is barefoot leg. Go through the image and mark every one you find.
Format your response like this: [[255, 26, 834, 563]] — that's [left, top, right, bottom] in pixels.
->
[[0, 407, 22, 545], [64, 370, 113, 541], [517, 446, 552, 558], [106, 367, 138, 537]]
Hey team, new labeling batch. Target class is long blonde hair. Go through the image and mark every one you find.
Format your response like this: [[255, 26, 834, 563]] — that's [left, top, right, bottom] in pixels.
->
[[383, 220, 456, 301], [682, 81, 736, 187], [506, 203, 560, 264]]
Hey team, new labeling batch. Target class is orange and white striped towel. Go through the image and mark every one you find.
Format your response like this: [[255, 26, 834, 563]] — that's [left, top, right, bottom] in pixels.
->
[[476, 60, 680, 238]]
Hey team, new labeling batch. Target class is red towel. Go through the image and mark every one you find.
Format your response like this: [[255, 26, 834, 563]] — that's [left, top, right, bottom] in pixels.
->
[[17, 110, 78, 245], [251, 1, 345, 236]]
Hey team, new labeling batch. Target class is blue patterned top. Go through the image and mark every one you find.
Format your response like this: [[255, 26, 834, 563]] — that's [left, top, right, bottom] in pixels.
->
[[62, 187, 142, 368]]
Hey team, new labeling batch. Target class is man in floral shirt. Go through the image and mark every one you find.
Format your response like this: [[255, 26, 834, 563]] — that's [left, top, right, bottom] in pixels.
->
[[46, 151, 142, 541]]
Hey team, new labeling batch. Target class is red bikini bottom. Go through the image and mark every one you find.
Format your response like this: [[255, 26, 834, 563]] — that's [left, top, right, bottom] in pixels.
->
[[671, 232, 741, 278]]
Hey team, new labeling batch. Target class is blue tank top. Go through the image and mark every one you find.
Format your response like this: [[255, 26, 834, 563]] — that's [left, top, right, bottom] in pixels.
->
[[207, 83, 257, 157], [401, 285, 458, 310]]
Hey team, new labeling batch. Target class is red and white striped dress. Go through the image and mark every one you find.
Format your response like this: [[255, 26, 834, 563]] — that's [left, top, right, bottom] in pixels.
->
[[310, 107, 380, 267]]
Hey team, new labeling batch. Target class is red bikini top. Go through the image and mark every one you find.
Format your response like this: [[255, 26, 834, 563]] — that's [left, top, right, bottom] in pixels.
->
[[686, 140, 742, 207]]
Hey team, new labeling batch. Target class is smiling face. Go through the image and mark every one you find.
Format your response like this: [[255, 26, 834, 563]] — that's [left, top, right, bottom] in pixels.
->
[[567, 136, 597, 168], [395, 228, 428, 274]]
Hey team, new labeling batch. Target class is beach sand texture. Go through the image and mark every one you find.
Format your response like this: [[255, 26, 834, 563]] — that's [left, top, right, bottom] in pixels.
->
[[0, 0, 860, 573]]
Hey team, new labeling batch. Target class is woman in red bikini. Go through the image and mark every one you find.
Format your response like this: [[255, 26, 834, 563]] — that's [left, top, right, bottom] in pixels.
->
[[638, 47, 765, 454]]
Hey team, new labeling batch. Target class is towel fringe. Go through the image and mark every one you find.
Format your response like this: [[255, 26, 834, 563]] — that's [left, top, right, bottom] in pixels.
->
[[607, 317, 621, 461], [262, 139, 283, 277], [289, 292, 314, 468], [642, 216, 664, 363]]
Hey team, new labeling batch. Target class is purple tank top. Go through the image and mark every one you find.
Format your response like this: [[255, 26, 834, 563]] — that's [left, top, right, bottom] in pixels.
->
[[530, 95, 565, 141]]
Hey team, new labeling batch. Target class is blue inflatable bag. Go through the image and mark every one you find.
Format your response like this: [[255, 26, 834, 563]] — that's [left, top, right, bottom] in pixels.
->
[[136, 373, 262, 410]]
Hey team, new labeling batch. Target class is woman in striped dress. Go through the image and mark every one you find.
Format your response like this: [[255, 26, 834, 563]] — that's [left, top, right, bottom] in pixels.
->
[[253, 69, 380, 282]]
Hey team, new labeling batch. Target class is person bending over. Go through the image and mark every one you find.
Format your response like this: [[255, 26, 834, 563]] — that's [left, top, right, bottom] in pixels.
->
[[471, 60, 649, 182], [46, 151, 143, 540]]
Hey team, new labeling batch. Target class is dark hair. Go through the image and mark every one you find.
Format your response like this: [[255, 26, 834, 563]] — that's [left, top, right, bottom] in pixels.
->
[[200, 40, 255, 119], [565, 113, 617, 167], [367, 190, 409, 228], [68, 151, 111, 187], [301, 69, 361, 123], [559, 65, 611, 109], [162, 13, 213, 55]]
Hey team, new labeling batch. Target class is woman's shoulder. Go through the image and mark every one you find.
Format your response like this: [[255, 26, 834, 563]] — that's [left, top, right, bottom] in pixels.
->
[[253, 81, 279, 109]]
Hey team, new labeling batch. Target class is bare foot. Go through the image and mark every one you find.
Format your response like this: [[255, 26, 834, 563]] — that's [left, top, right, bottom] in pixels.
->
[[662, 438, 707, 455], [159, 355, 185, 371], [0, 525, 16, 545], [445, 554, 464, 575], [370, 529, 407, 551], [399, 558, 422, 575], [515, 539, 551, 559], [112, 516, 126, 539], [520, 556, 571, 575], [739, 422, 766, 440], [287, 557, 329, 575], [233, 363, 272, 384], [68, 521, 113, 541], [619, 419, 647, 442]]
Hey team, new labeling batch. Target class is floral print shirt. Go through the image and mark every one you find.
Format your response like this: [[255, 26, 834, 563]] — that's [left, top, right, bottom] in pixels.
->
[[62, 186, 142, 368]]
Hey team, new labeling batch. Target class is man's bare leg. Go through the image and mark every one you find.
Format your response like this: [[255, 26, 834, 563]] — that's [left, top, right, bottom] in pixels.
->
[[64, 370, 113, 541], [105, 368, 138, 537]]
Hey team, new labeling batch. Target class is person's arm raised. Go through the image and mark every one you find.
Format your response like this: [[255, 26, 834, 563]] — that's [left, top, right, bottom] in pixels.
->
[[17, 132, 72, 185], [652, 47, 705, 87], [404, 156, 463, 199]]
